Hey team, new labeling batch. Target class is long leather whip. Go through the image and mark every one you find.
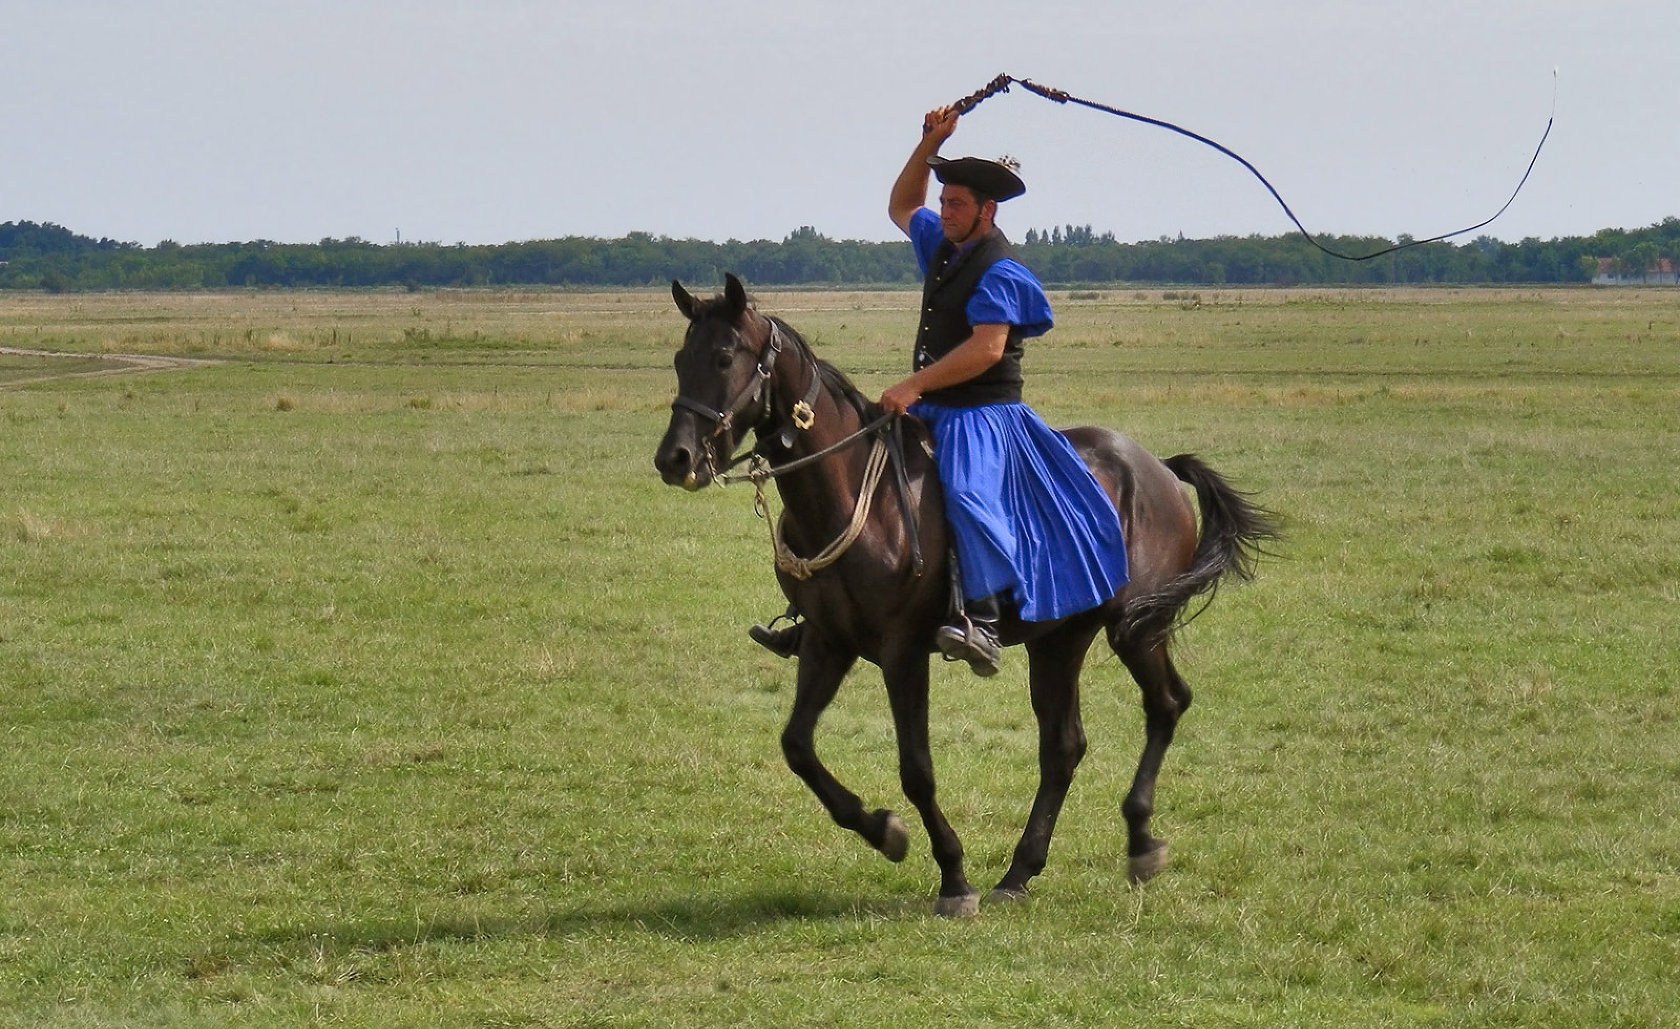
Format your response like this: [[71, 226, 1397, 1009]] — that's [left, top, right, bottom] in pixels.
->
[[948, 72, 1556, 262]]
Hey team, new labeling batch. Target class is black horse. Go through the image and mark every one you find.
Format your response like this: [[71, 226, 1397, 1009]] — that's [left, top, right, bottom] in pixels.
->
[[655, 274, 1274, 916]]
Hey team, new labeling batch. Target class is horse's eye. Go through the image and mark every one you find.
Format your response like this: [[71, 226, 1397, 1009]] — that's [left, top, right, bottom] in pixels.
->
[[715, 348, 736, 371]]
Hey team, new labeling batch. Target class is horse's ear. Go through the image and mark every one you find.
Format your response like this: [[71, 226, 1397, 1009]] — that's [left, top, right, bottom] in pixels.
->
[[724, 273, 748, 317], [671, 279, 698, 321]]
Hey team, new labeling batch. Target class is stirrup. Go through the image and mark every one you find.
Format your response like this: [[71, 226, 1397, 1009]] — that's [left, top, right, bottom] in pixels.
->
[[935, 617, 1001, 677], [749, 613, 803, 659]]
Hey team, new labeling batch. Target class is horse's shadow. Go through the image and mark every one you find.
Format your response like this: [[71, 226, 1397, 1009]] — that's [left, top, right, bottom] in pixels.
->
[[196, 887, 924, 973], [530, 887, 922, 942]]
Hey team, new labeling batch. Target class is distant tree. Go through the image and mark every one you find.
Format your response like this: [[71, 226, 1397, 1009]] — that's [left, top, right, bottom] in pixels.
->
[[1622, 241, 1661, 283], [5, 216, 1678, 291]]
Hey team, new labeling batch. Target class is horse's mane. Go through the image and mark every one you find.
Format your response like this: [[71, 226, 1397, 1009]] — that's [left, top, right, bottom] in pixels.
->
[[766, 315, 880, 422]]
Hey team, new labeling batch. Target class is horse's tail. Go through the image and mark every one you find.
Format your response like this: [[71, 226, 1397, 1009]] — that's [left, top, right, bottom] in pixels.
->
[[1119, 453, 1280, 648]]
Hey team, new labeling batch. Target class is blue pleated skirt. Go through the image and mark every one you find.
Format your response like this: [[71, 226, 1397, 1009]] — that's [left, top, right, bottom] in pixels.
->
[[912, 401, 1128, 622]]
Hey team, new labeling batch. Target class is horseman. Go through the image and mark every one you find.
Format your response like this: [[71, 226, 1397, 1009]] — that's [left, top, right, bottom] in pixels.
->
[[752, 103, 1129, 676]]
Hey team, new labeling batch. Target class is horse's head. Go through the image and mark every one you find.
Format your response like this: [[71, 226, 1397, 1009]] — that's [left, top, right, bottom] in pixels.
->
[[655, 273, 780, 490]]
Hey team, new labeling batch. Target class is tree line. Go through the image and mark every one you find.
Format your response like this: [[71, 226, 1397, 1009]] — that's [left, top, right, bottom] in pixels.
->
[[3, 217, 1677, 291]]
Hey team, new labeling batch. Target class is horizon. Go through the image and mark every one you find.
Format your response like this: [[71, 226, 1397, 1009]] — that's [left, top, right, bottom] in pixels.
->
[[11, 213, 1678, 253]]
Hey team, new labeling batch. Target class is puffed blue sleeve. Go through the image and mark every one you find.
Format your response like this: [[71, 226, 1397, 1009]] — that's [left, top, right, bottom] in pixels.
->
[[968, 259, 1054, 339], [908, 208, 943, 276]]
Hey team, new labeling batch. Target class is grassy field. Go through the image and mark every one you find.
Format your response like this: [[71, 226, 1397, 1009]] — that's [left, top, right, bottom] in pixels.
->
[[2, 286, 1677, 1027]]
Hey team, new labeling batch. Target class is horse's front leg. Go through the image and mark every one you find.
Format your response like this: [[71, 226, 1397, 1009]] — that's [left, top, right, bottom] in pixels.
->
[[880, 650, 977, 917], [780, 641, 909, 864]]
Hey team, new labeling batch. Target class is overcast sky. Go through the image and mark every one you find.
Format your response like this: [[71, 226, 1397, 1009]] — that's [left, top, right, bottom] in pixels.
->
[[4, 1, 1673, 248]]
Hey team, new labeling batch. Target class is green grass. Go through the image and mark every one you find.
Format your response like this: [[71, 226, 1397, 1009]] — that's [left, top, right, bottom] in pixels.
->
[[1, 287, 1677, 1026]]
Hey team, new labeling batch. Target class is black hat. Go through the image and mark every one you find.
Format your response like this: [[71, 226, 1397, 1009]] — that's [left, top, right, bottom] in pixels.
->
[[927, 155, 1026, 202]]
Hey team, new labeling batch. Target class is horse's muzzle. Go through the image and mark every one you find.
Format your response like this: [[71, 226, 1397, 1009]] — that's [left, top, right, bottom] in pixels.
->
[[654, 422, 712, 491], [654, 447, 705, 490]]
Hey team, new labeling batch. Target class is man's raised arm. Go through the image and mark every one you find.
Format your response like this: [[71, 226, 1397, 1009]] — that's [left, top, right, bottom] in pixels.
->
[[888, 106, 958, 236]]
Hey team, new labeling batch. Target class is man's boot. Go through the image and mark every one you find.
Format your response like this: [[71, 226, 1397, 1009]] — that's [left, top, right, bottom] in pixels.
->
[[748, 604, 803, 659], [936, 592, 1002, 677]]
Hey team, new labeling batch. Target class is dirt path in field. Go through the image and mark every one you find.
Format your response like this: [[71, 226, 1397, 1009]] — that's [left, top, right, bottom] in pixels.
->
[[0, 347, 222, 388]]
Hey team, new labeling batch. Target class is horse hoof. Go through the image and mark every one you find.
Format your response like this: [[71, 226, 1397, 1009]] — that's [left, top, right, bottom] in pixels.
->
[[987, 886, 1030, 907], [875, 810, 909, 863], [934, 892, 980, 919], [1128, 841, 1171, 884]]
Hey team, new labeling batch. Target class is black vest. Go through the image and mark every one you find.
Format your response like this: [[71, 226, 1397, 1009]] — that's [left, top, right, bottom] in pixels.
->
[[914, 228, 1025, 407]]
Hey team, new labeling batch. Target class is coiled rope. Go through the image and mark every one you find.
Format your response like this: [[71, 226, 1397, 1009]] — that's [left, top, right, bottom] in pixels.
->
[[765, 436, 892, 581]]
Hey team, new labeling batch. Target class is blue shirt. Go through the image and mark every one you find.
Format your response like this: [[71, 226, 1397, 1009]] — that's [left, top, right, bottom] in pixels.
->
[[909, 209, 1053, 337]]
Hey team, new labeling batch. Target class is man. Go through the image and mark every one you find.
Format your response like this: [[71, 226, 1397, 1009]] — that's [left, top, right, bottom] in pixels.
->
[[752, 104, 1128, 675]]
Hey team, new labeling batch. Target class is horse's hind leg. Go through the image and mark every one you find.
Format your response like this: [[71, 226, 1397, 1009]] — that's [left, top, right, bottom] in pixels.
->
[[991, 634, 1095, 903], [780, 649, 909, 863], [1113, 633, 1192, 883]]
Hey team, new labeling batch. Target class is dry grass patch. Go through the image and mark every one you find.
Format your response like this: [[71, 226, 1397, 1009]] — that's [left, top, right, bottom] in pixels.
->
[[10, 508, 85, 543]]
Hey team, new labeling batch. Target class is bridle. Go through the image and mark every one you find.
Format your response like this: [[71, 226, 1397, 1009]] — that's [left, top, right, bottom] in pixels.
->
[[668, 311, 922, 578], [670, 317, 792, 439], [671, 314, 880, 487]]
